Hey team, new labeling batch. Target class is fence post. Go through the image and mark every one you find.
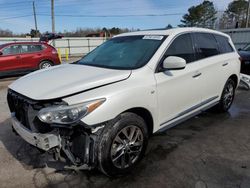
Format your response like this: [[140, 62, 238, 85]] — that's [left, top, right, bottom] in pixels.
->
[[65, 48, 69, 61], [87, 38, 90, 53], [67, 39, 71, 57]]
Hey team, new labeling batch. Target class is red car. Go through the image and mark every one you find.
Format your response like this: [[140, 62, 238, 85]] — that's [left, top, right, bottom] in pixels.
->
[[0, 42, 61, 77]]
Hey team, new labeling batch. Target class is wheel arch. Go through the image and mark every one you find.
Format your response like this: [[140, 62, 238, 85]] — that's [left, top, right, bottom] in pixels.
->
[[124, 107, 154, 136], [229, 74, 238, 87]]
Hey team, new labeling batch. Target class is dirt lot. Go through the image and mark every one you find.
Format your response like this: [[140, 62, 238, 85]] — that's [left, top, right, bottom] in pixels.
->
[[0, 78, 250, 188]]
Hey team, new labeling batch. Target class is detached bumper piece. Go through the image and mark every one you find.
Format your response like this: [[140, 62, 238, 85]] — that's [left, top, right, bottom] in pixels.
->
[[11, 115, 99, 170], [12, 116, 61, 151], [240, 73, 250, 90]]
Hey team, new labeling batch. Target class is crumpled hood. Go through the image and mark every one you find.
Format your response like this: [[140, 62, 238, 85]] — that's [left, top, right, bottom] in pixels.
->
[[9, 64, 131, 100]]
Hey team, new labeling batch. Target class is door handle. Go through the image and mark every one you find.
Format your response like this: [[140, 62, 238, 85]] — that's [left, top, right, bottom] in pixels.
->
[[16, 56, 21, 59], [192, 72, 202, 78], [222, 62, 228, 66]]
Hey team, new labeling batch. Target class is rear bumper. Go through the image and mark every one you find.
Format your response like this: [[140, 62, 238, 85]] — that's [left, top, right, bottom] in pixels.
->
[[11, 116, 61, 151]]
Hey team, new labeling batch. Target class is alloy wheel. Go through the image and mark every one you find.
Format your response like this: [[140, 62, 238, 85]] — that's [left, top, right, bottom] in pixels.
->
[[111, 125, 144, 169], [41, 62, 52, 69], [223, 82, 234, 109]]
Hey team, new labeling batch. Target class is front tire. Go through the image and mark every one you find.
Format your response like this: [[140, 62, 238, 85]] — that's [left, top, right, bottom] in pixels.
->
[[216, 78, 236, 112], [98, 112, 148, 177]]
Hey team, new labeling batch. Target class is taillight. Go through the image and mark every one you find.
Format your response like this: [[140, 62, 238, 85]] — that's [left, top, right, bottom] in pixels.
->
[[52, 49, 58, 54]]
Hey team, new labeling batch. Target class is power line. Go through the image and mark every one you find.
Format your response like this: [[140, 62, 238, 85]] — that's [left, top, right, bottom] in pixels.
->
[[0, 15, 33, 21], [52, 0, 181, 10], [0, 1, 33, 8], [0, 0, 32, 6], [37, 13, 184, 18]]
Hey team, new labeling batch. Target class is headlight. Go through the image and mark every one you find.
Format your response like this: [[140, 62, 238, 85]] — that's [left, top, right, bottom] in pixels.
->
[[38, 98, 105, 124]]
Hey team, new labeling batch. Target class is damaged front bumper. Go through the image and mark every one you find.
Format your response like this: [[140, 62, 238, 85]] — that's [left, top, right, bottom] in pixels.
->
[[11, 115, 101, 170], [11, 116, 61, 151]]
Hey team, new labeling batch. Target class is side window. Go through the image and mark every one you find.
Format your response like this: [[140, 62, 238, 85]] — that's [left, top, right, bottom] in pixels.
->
[[30, 45, 43, 52], [20, 45, 29, 53], [20, 45, 43, 53], [214, 34, 234, 53], [194, 33, 220, 60], [165, 33, 196, 63], [2, 45, 20, 55]]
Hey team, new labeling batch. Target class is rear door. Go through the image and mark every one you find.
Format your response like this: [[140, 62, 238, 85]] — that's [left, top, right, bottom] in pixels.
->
[[0, 45, 22, 72], [19, 44, 44, 69], [214, 34, 237, 80], [192, 32, 223, 103]]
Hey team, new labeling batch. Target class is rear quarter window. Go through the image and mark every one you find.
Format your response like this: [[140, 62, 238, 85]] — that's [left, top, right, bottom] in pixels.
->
[[214, 34, 234, 54]]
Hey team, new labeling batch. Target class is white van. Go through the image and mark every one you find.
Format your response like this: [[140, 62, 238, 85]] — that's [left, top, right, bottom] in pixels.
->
[[7, 28, 240, 176]]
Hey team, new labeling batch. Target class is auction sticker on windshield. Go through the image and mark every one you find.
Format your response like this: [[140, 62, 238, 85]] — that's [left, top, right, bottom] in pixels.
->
[[143, 35, 164, 40]]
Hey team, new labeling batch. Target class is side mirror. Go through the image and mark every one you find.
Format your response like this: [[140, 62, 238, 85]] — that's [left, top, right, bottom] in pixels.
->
[[0, 51, 2, 56], [238, 48, 242, 51], [162, 56, 186, 70]]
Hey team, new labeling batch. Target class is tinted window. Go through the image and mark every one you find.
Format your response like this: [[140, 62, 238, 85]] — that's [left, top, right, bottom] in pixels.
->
[[20, 45, 29, 53], [30, 45, 43, 52], [20, 45, 43, 53], [2, 45, 20, 55], [194, 33, 220, 60], [214, 35, 234, 53], [165, 33, 195, 63]]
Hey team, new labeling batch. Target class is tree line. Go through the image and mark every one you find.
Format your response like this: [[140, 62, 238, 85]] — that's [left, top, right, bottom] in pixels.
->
[[180, 0, 250, 29], [0, 27, 139, 37]]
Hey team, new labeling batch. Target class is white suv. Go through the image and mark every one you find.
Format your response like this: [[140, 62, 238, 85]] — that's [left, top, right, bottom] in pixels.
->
[[7, 28, 240, 176]]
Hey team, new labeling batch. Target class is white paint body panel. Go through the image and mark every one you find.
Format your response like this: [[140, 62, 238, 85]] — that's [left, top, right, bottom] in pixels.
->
[[9, 28, 241, 133]]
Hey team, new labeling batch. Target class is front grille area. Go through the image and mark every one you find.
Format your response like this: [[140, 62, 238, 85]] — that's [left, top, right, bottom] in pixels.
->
[[7, 89, 35, 130], [7, 89, 54, 133]]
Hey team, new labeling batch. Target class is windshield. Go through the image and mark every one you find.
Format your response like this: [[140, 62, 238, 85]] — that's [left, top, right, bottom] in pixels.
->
[[77, 35, 166, 70]]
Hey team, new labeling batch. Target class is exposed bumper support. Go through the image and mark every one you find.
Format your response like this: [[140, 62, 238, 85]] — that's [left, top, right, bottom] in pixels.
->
[[240, 73, 250, 90], [11, 116, 61, 151]]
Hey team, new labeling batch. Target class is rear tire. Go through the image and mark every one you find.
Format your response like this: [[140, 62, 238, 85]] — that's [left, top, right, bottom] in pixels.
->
[[39, 61, 53, 69], [97, 112, 148, 177], [216, 78, 236, 112]]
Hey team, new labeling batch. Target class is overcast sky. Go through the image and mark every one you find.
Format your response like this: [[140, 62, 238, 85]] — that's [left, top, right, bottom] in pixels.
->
[[0, 0, 233, 33]]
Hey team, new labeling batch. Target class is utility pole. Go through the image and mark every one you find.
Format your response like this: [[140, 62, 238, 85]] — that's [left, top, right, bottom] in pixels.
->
[[51, 0, 55, 33], [32, 1, 38, 36], [246, 0, 250, 28]]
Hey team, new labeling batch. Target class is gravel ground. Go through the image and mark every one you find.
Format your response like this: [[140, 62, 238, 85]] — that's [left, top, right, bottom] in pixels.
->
[[0, 78, 250, 188]]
